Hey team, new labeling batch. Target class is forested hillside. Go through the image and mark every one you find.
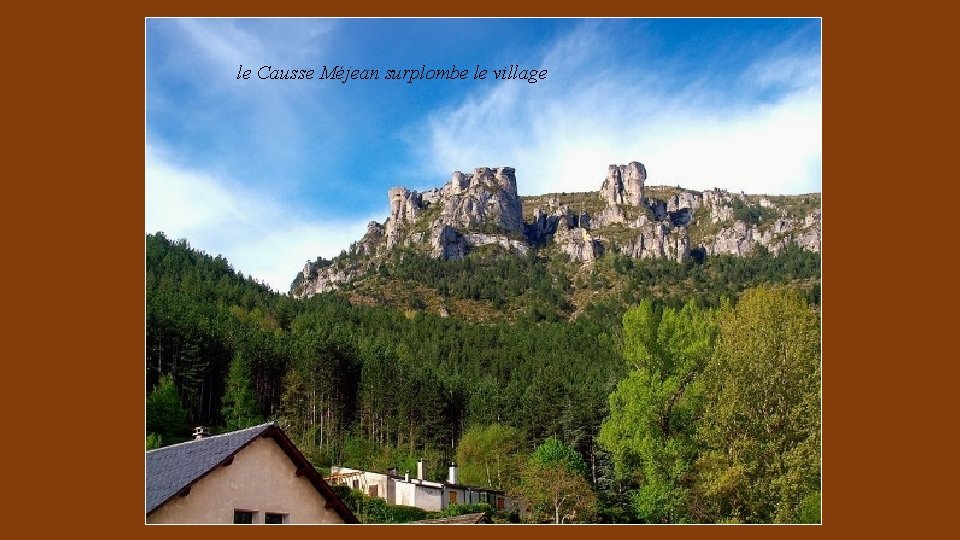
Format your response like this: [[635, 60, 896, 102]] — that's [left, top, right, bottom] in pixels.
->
[[145, 231, 821, 523]]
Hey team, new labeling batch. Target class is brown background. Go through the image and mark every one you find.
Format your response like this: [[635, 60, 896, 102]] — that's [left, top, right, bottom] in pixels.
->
[[7, 1, 943, 537]]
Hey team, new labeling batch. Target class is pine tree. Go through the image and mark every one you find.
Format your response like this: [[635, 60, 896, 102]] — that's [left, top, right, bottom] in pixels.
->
[[221, 352, 262, 431], [146, 373, 189, 445]]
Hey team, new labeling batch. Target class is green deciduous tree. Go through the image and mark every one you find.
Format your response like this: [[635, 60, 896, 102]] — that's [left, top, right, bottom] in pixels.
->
[[146, 432, 163, 450], [146, 373, 189, 444], [455, 423, 526, 491], [597, 299, 717, 523], [518, 460, 597, 524], [530, 436, 588, 477], [517, 437, 596, 523], [694, 286, 820, 523]]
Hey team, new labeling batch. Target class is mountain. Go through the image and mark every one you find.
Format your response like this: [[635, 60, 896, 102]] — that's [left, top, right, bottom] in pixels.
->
[[290, 161, 821, 320], [148, 164, 821, 525]]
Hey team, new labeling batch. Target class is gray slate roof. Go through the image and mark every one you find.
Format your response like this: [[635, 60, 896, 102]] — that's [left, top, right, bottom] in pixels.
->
[[145, 422, 274, 514]]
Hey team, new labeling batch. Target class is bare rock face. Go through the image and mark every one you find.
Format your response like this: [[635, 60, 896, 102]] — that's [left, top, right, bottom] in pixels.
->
[[295, 260, 361, 296], [592, 205, 627, 228], [698, 197, 822, 257], [525, 198, 584, 244], [620, 221, 690, 262], [667, 191, 700, 213], [599, 162, 645, 207], [704, 220, 755, 256], [439, 167, 523, 234], [382, 167, 524, 257], [554, 220, 599, 262], [799, 210, 822, 252], [702, 189, 735, 223], [431, 224, 467, 260], [291, 159, 822, 297], [357, 221, 385, 257], [431, 225, 529, 260], [377, 166, 530, 262], [464, 233, 529, 256], [385, 188, 422, 249]]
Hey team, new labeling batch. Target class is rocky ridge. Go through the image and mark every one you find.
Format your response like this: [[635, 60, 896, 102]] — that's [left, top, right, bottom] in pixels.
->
[[292, 161, 821, 298]]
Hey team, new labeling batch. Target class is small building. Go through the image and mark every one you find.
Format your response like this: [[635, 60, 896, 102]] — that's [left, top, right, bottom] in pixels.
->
[[146, 422, 358, 524], [328, 460, 511, 513]]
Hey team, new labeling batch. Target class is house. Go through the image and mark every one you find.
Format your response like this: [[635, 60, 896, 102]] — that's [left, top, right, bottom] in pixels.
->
[[328, 460, 512, 513], [146, 422, 358, 524]]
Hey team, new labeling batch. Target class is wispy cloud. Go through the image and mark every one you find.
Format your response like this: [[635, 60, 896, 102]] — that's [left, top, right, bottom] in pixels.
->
[[146, 144, 375, 292], [148, 19, 337, 191], [423, 22, 821, 195]]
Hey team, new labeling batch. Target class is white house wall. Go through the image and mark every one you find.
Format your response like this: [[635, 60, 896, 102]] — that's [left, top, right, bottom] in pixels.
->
[[330, 466, 514, 513]]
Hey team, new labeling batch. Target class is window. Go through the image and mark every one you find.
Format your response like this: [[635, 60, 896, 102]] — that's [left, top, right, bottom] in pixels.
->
[[449, 491, 457, 504], [265, 513, 287, 524], [369, 485, 379, 498], [233, 510, 254, 524], [352, 479, 359, 489]]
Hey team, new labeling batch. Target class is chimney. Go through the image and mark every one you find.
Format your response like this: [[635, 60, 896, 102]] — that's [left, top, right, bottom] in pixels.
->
[[417, 459, 425, 480], [192, 426, 211, 440], [448, 462, 458, 484], [404, 470, 410, 482]]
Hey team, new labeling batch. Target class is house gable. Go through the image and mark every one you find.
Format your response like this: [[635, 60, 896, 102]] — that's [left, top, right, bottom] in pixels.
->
[[146, 423, 356, 524], [148, 435, 344, 524]]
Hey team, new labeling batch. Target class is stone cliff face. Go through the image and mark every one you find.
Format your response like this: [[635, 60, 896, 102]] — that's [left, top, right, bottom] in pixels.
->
[[617, 221, 690, 262], [600, 162, 646, 207], [554, 220, 600, 263], [385, 188, 421, 249], [439, 167, 523, 233], [385, 166, 525, 260], [291, 161, 822, 298]]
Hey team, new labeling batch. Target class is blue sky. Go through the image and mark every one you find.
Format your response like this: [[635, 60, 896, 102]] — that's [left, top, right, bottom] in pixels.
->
[[146, 18, 821, 291]]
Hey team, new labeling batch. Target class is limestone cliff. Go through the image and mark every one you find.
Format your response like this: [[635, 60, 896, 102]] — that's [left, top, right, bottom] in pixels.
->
[[290, 161, 821, 298]]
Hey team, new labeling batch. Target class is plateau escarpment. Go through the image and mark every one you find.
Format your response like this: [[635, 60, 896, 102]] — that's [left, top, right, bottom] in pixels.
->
[[291, 161, 821, 299]]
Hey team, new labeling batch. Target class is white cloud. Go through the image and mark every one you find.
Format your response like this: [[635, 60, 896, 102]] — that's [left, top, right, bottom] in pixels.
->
[[423, 24, 821, 196], [149, 19, 337, 187], [146, 144, 374, 292], [166, 19, 334, 84]]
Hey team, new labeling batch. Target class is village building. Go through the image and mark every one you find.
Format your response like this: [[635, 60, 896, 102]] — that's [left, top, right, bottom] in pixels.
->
[[146, 422, 358, 524], [328, 460, 511, 513]]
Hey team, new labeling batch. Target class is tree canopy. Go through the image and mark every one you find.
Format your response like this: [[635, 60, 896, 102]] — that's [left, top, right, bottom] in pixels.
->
[[144, 232, 820, 523]]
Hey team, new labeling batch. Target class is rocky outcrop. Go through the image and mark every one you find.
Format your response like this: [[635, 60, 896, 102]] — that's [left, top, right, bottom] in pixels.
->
[[382, 167, 524, 255], [600, 162, 645, 207], [619, 221, 690, 262], [291, 160, 821, 298], [698, 193, 822, 256], [701, 189, 735, 223], [527, 205, 585, 244], [430, 225, 529, 260], [431, 224, 466, 260], [703, 220, 755, 256], [465, 233, 529, 255], [356, 221, 385, 257], [439, 167, 523, 234], [385, 188, 422, 249], [294, 260, 361, 297], [554, 220, 599, 262]]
